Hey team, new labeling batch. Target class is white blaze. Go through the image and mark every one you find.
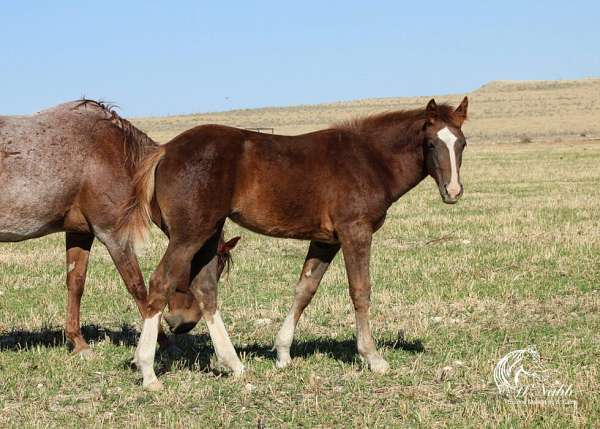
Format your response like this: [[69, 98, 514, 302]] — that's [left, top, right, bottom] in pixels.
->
[[436, 127, 461, 197]]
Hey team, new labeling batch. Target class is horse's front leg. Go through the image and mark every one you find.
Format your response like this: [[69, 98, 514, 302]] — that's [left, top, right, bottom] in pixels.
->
[[65, 232, 95, 358], [101, 237, 174, 352], [339, 224, 389, 374], [133, 243, 198, 390]]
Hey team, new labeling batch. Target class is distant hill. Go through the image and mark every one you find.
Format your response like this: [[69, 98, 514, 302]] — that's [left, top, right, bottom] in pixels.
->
[[133, 77, 600, 144]]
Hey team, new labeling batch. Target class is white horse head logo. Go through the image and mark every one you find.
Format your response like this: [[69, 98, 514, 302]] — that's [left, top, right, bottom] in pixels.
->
[[494, 346, 550, 395]]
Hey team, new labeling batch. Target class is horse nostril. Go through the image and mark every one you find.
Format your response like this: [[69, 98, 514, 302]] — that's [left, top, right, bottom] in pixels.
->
[[443, 183, 451, 196], [445, 182, 461, 199]]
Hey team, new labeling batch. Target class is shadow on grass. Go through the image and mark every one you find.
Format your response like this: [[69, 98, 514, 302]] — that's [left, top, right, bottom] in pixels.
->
[[162, 334, 425, 375], [0, 324, 141, 351], [0, 325, 424, 376], [0, 324, 211, 375], [0, 324, 227, 375], [240, 336, 423, 363]]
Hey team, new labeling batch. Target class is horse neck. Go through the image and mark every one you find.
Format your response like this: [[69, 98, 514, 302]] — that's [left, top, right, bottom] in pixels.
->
[[366, 122, 428, 202]]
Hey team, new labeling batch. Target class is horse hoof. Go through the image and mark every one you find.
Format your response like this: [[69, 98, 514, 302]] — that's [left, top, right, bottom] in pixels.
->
[[369, 357, 390, 374], [232, 365, 246, 377], [275, 358, 291, 369], [77, 348, 96, 360], [144, 380, 163, 392]]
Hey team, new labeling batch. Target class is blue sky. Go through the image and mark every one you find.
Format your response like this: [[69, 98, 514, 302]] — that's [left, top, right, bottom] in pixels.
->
[[1, 1, 599, 116]]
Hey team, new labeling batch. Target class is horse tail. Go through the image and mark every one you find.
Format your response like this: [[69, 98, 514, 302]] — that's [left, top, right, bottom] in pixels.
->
[[117, 145, 166, 253]]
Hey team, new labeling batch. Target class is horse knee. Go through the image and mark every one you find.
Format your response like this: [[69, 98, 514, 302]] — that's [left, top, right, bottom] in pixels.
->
[[146, 274, 173, 313], [125, 280, 147, 301], [349, 286, 371, 312]]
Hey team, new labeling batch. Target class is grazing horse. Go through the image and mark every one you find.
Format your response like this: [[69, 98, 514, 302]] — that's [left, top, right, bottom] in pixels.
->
[[0, 100, 234, 357], [120, 97, 468, 390]]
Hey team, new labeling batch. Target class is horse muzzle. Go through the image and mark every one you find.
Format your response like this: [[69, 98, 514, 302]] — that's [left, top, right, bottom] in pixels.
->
[[440, 183, 463, 204], [163, 311, 200, 334]]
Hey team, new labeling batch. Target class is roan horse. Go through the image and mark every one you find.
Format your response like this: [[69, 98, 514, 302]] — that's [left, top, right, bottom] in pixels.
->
[[0, 100, 236, 357], [120, 97, 468, 389]]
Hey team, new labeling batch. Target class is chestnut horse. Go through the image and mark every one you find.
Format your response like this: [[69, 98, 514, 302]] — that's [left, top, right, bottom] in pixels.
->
[[0, 100, 235, 357], [120, 97, 468, 389]]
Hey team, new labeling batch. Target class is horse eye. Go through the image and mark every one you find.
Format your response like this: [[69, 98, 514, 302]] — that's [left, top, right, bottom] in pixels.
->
[[426, 142, 435, 150]]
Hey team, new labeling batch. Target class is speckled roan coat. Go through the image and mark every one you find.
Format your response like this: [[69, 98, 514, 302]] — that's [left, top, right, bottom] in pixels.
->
[[0, 100, 234, 356]]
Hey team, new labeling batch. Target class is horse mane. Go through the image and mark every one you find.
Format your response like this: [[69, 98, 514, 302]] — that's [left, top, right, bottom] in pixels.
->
[[333, 103, 459, 136], [74, 98, 157, 170]]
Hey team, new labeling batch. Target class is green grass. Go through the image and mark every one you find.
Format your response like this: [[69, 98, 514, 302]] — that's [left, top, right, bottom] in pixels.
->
[[0, 141, 598, 428]]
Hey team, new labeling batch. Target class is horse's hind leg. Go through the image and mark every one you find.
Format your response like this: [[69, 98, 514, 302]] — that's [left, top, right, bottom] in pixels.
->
[[274, 241, 340, 368], [65, 232, 95, 358], [189, 231, 244, 376]]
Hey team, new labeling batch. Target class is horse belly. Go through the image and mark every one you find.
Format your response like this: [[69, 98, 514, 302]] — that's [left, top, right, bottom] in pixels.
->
[[0, 159, 81, 241], [0, 189, 69, 241], [0, 222, 60, 242], [232, 153, 336, 241], [229, 207, 335, 242]]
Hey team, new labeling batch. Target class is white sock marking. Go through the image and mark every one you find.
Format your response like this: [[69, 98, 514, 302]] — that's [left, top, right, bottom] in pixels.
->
[[275, 312, 295, 367], [206, 310, 244, 375], [436, 127, 461, 197], [275, 312, 295, 351], [135, 313, 160, 387]]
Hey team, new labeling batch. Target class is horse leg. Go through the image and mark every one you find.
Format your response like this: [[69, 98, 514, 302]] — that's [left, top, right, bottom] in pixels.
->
[[101, 238, 174, 352], [65, 232, 95, 358], [274, 241, 340, 368], [339, 225, 389, 374], [134, 242, 200, 390], [189, 229, 244, 375]]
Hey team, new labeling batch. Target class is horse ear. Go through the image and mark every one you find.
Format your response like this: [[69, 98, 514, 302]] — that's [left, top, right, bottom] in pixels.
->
[[454, 96, 468, 126], [426, 98, 437, 113], [220, 236, 241, 253], [425, 98, 437, 125]]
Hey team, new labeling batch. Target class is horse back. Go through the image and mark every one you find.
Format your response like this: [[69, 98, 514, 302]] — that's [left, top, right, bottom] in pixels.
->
[[156, 125, 389, 241], [0, 104, 133, 240]]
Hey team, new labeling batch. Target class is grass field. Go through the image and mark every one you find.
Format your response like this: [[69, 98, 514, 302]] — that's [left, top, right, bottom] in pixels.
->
[[0, 137, 598, 427]]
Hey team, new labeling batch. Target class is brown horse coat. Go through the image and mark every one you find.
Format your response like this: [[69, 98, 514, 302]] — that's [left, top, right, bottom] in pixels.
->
[[122, 97, 468, 389]]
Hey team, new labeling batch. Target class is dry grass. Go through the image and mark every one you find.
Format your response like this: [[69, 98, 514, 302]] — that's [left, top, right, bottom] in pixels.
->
[[133, 77, 600, 144], [0, 79, 599, 427]]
